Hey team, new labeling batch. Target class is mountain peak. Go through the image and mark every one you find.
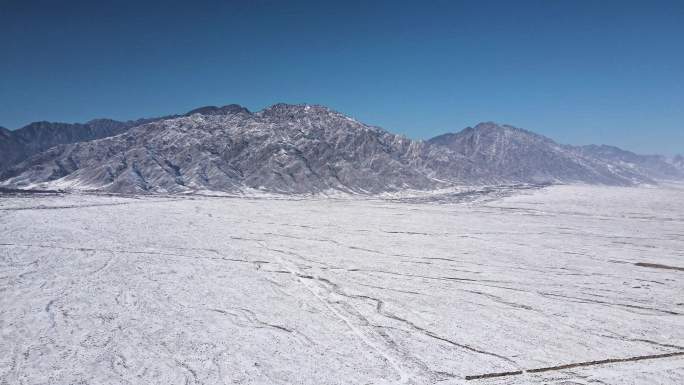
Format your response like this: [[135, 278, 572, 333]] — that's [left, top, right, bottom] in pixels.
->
[[186, 104, 250, 116], [471, 121, 531, 134], [260, 103, 334, 117], [472, 121, 502, 130], [429, 122, 546, 147]]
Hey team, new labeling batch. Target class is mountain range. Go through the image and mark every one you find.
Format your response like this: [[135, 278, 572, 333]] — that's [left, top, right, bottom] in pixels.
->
[[1, 104, 682, 194]]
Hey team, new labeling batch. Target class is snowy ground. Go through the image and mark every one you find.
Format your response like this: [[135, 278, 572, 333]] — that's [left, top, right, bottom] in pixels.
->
[[1, 184, 683, 384]]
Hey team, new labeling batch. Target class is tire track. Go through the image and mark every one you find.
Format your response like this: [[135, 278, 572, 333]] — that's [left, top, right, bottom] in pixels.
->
[[465, 351, 684, 380], [257, 242, 418, 384], [634, 262, 684, 272], [259, 242, 519, 383]]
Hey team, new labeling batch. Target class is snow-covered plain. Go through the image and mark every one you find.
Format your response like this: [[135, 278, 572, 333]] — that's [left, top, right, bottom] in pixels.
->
[[1, 185, 683, 384]]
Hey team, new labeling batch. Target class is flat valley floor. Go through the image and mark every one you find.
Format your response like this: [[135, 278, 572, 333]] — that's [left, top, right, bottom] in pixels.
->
[[1, 185, 683, 384]]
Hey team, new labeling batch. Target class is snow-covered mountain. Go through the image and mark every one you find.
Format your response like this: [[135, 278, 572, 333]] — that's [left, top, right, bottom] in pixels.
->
[[0, 117, 167, 172], [0, 104, 436, 193], [426, 122, 655, 185], [575, 144, 684, 182], [0, 104, 680, 194]]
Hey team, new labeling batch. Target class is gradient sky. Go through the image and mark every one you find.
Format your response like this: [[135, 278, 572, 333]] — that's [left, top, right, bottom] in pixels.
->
[[1, 0, 682, 154]]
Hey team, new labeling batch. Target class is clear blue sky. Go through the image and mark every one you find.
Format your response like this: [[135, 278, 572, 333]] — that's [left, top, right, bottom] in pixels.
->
[[1, 0, 682, 155]]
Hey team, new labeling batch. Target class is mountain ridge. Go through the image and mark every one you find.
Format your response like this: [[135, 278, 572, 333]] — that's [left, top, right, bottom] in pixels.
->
[[0, 104, 253, 171], [1, 103, 681, 194]]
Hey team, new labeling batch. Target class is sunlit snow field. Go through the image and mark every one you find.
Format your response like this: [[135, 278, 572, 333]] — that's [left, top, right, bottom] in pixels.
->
[[1, 184, 683, 384]]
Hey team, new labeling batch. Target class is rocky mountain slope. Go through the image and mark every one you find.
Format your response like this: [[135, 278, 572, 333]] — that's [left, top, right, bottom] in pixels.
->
[[576, 144, 684, 182], [0, 104, 680, 194], [426, 123, 652, 185], [0, 118, 162, 172], [0, 105, 435, 193]]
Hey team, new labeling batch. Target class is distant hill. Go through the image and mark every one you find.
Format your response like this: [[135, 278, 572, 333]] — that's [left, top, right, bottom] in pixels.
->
[[0, 117, 166, 172]]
